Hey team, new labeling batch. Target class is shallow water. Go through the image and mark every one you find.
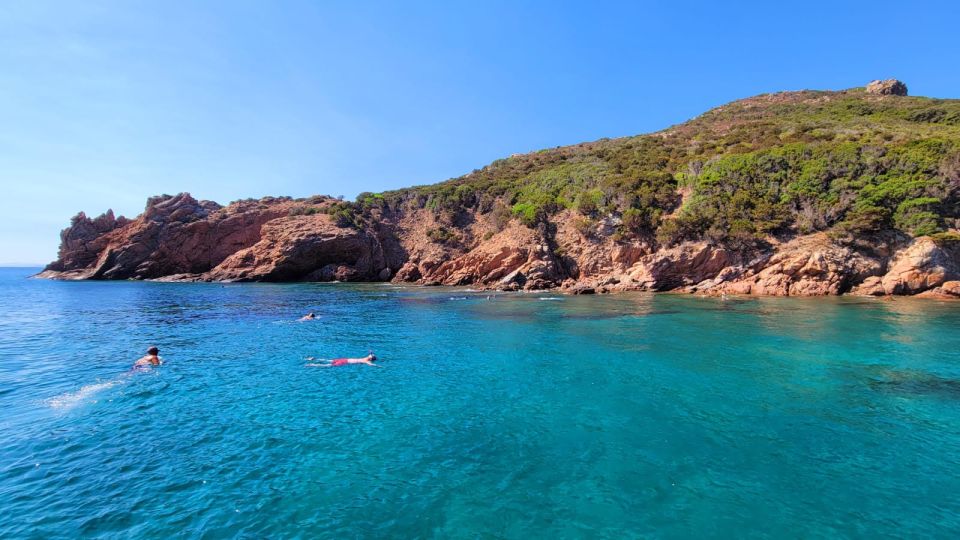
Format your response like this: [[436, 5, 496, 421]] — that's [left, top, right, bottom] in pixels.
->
[[1, 267, 960, 538]]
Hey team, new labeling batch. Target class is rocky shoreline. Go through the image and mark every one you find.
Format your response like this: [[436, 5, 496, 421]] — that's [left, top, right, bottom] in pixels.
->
[[37, 192, 960, 299]]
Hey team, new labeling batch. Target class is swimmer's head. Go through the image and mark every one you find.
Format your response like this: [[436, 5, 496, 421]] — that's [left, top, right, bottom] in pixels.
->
[[147, 346, 159, 355]]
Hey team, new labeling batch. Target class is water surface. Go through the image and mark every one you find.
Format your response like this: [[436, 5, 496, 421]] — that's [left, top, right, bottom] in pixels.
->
[[1, 267, 959, 538]]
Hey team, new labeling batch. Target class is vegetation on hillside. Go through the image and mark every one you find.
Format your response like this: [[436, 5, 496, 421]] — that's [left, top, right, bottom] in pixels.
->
[[352, 88, 960, 247]]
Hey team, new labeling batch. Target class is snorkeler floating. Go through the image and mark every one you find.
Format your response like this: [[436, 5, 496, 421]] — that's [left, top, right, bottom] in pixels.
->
[[133, 346, 163, 369], [306, 353, 380, 368], [299, 312, 317, 321]]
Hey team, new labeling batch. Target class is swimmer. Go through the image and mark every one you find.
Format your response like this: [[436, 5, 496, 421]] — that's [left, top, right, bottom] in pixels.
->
[[306, 353, 380, 368], [133, 346, 163, 368], [299, 312, 317, 321]]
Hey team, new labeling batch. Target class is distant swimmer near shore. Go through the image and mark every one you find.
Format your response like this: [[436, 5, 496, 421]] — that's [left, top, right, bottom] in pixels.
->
[[299, 312, 317, 321], [306, 353, 380, 368], [133, 346, 163, 369]]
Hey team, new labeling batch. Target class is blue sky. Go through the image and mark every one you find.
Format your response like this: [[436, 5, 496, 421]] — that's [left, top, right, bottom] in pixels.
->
[[1, 1, 958, 264]]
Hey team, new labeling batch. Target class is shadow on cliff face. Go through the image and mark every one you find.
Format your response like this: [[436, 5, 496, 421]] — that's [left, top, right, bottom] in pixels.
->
[[868, 370, 960, 400]]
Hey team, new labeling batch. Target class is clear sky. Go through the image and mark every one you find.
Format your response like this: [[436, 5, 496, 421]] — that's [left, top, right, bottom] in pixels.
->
[[1, 0, 958, 265]]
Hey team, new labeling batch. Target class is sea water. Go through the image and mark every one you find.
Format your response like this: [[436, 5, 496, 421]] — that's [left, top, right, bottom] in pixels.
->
[[1, 267, 960, 538]]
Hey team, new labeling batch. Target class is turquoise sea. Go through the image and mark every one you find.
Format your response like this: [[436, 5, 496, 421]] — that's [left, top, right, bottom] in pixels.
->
[[2, 266, 960, 538]]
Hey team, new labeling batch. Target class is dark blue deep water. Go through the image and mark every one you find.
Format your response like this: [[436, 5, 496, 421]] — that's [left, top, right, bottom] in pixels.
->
[[2, 267, 960, 538]]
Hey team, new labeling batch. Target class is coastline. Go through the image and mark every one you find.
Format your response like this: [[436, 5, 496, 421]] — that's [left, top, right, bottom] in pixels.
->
[[38, 193, 960, 300], [32, 269, 960, 300]]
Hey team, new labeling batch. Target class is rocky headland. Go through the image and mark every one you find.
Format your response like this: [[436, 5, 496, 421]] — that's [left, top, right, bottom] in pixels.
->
[[39, 81, 960, 298]]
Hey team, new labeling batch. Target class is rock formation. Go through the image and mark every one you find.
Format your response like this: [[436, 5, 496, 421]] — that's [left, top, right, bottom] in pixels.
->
[[44, 209, 129, 272], [36, 192, 960, 298], [865, 79, 908, 96], [37, 193, 408, 283]]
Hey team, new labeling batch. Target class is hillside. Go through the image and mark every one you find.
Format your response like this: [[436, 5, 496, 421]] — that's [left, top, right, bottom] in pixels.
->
[[39, 80, 960, 297]]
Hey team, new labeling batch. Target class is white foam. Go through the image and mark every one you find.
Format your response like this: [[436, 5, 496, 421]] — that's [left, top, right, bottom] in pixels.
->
[[47, 379, 123, 410]]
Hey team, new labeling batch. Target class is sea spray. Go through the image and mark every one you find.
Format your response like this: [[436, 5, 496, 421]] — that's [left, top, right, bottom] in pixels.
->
[[47, 379, 123, 410]]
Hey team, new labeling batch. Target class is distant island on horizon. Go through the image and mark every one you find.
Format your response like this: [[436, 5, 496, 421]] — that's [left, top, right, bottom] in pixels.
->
[[38, 79, 960, 299]]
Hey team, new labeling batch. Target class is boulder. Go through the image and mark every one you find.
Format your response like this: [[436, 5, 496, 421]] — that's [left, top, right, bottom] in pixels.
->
[[393, 262, 422, 282], [879, 237, 958, 295], [424, 225, 565, 289], [851, 276, 886, 296], [942, 281, 960, 297], [567, 284, 596, 295], [865, 79, 908, 96], [626, 241, 736, 290]]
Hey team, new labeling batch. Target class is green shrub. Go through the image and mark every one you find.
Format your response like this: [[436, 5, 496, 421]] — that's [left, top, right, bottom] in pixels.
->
[[930, 231, 960, 245], [656, 218, 682, 246], [322, 201, 361, 228], [893, 197, 943, 235], [575, 189, 604, 216], [620, 208, 647, 235], [427, 227, 458, 244], [511, 202, 540, 227], [490, 203, 512, 230], [573, 217, 594, 236], [356, 192, 386, 210], [289, 206, 323, 216], [834, 205, 890, 235]]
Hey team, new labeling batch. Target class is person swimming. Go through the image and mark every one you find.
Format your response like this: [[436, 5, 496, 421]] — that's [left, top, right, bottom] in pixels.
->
[[299, 312, 317, 321], [306, 353, 380, 368], [133, 346, 163, 369]]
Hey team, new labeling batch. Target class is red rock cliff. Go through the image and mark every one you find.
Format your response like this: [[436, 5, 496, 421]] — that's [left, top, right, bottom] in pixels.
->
[[38, 192, 960, 298]]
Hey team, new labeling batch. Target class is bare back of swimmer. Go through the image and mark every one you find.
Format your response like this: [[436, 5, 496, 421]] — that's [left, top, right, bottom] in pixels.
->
[[133, 346, 163, 369], [306, 353, 379, 368]]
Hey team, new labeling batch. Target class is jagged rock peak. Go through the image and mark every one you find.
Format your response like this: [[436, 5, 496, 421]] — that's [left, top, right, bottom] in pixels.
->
[[865, 79, 908, 96], [64, 209, 126, 237], [143, 192, 222, 222]]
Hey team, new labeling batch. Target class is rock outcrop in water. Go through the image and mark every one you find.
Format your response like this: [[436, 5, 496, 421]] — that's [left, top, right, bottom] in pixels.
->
[[44, 209, 130, 273], [37, 193, 400, 282], [39, 81, 960, 297]]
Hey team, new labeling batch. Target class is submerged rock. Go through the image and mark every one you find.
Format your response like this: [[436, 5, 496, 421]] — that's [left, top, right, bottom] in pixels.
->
[[870, 370, 960, 400]]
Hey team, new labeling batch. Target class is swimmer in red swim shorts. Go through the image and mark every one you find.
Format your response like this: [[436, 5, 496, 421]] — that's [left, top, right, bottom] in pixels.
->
[[306, 353, 380, 368]]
